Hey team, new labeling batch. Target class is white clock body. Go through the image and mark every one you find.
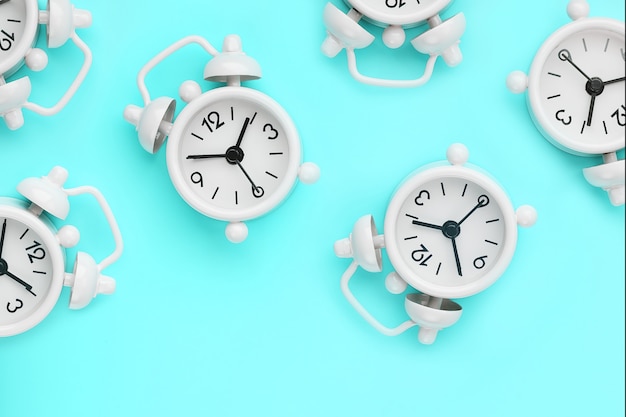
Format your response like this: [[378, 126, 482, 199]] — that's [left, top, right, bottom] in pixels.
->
[[0, 198, 65, 337], [383, 161, 519, 299], [525, 17, 625, 156], [166, 87, 303, 223], [0, 0, 39, 77]]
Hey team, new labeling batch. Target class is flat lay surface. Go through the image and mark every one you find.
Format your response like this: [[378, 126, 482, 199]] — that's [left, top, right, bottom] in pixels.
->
[[1, 0, 624, 416]]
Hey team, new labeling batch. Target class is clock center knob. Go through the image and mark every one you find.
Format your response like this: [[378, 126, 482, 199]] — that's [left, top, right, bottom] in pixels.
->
[[225, 146, 245, 165], [441, 220, 460, 239], [585, 77, 605, 96], [0, 258, 8, 275]]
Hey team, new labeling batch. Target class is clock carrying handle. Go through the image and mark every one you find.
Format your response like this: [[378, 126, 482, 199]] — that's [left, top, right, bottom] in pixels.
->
[[135, 36, 219, 105], [63, 185, 123, 272], [340, 260, 418, 336], [346, 49, 438, 88], [22, 32, 92, 116]]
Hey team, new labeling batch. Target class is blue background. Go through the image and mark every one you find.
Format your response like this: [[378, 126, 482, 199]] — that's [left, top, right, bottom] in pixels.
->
[[1, 1, 624, 416]]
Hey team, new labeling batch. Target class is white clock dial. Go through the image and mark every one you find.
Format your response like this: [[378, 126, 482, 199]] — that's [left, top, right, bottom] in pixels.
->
[[0, 0, 38, 76], [528, 19, 625, 155], [345, 0, 451, 26], [0, 202, 65, 337], [167, 88, 301, 222], [384, 164, 519, 299]]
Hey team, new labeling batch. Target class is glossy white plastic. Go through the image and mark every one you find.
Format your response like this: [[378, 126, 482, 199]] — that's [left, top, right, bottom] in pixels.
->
[[0, 0, 92, 130], [334, 144, 536, 344], [321, 1, 465, 87]]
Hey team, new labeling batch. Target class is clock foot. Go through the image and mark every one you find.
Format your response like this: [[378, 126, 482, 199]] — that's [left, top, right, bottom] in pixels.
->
[[225, 221, 248, 243]]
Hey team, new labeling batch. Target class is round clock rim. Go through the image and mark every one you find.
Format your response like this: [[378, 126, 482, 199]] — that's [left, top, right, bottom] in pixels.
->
[[344, 0, 452, 26], [382, 163, 518, 299], [166, 87, 302, 222], [0, 0, 40, 77], [527, 17, 626, 156], [0, 198, 66, 337]]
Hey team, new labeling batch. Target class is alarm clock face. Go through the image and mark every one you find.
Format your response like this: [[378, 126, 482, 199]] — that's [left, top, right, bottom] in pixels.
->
[[0, 203, 65, 337], [528, 18, 625, 155], [345, 0, 452, 26], [383, 166, 518, 299], [0, 0, 38, 76], [167, 87, 301, 222]]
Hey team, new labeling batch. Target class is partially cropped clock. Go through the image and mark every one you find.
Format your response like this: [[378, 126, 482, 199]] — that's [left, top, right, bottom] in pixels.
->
[[0, 0, 93, 130], [321, 0, 466, 87], [334, 144, 536, 344], [0, 167, 123, 337], [124, 34, 319, 243], [507, 0, 625, 205]]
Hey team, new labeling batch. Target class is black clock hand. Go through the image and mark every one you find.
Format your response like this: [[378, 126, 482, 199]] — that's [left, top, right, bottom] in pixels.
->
[[586, 94, 596, 126], [0, 1, 11, 5], [603, 76, 625, 86], [0, 219, 6, 259], [411, 220, 443, 230], [235, 117, 251, 148], [186, 154, 227, 159], [451, 237, 462, 276], [0, 263, 36, 296], [457, 195, 489, 226], [558, 49, 591, 81], [235, 161, 264, 197]]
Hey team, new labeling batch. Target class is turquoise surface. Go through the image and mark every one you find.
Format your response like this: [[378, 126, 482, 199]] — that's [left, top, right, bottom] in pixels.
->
[[1, 1, 624, 416]]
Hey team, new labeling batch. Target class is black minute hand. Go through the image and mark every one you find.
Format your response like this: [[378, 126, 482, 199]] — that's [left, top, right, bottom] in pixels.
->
[[235, 117, 251, 148], [458, 195, 489, 226], [558, 49, 591, 81]]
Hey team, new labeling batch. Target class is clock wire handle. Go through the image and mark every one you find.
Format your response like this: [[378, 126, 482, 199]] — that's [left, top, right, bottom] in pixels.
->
[[340, 260, 419, 337], [346, 50, 438, 88], [22, 32, 92, 116], [135, 36, 219, 105], [63, 185, 123, 272]]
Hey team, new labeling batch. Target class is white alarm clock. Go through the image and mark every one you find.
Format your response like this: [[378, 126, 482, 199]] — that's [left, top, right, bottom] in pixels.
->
[[124, 35, 319, 243], [507, 0, 625, 206], [334, 144, 536, 344], [0, 0, 92, 130], [321, 0, 466, 87], [0, 166, 123, 337]]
